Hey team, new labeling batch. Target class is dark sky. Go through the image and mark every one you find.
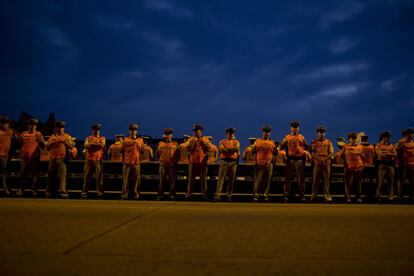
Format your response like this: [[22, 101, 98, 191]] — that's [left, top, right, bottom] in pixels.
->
[[1, 0, 413, 147]]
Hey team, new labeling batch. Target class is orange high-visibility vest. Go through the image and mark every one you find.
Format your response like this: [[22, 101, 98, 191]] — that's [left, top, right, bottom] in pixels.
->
[[70, 147, 77, 160], [208, 144, 218, 163], [48, 133, 71, 160], [0, 129, 13, 157], [255, 139, 276, 166], [157, 141, 178, 164], [109, 143, 123, 162], [187, 136, 209, 164], [21, 131, 43, 159], [123, 137, 144, 165], [344, 144, 364, 171], [311, 138, 333, 166], [40, 148, 49, 161], [219, 139, 239, 160], [284, 134, 306, 158], [179, 143, 189, 162], [334, 150, 344, 164], [140, 145, 153, 162], [360, 144, 375, 166], [85, 136, 105, 161], [402, 141, 414, 168], [243, 146, 256, 164], [376, 142, 395, 163], [275, 150, 286, 164]]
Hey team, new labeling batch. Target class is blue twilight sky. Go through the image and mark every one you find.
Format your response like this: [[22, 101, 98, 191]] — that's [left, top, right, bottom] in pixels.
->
[[1, 0, 413, 147]]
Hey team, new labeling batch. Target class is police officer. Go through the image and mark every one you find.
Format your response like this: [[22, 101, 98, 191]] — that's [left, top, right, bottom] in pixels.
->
[[360, 135, 375, 166], [310, 126, 334, 203], [17, 118, 45, 197], [242, 138, 256, 164], [341, 132, 364, 203], [396, 127, 414, 201], [108, 134, 124, 162], [69, 137, 78, 160], [157, 128, 179, 200], [178, 135, 190, 163], [207, 137, 218, 164], [334, 137, 346, 165], [252, 126, 277, 202], [214, 128, 240, 202], [0, 116, 17, 196], [274, 141, 287, 164], [140, 136, 153, 163], [81, 124, 106, 199], [375, 131, 396, 202], [281, 121, 308, 203], [185, 124, 210, 201], [121, 124, 144, 200], [46, 121, 74, 198]]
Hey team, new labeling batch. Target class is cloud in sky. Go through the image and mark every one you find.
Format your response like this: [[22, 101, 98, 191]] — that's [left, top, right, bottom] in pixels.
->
[[36, 23, 79, 64], [141, 31, 185, 58], [145, 0, 194, 18], [95, 15, 136, 31], [380, 74, 411, 92], [330, 37, 359, 53], [321, 1, 366, 28], [295, 62, 370, 80], [318, 83, 367, 98], [1, 0, 414, 146]]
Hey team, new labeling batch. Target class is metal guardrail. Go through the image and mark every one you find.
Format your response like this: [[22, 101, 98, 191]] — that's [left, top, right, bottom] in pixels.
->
[[2, 160, 387, 198]]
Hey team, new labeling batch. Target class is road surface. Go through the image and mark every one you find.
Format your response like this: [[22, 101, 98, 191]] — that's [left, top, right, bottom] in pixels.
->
[[1, 199, 414, 275]]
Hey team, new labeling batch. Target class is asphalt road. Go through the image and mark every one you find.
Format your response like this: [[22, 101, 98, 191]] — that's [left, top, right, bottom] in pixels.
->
[[1, 199, 414, 275]]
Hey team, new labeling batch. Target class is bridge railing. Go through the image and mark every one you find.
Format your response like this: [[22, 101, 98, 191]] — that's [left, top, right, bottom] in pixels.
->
[[3, 160, 384, 198]]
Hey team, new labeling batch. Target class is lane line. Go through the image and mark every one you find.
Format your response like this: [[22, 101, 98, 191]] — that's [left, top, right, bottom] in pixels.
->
[[62, 204, 171, 255]]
